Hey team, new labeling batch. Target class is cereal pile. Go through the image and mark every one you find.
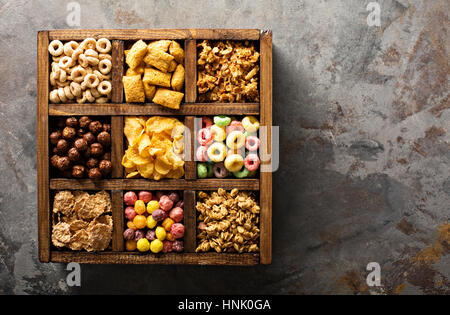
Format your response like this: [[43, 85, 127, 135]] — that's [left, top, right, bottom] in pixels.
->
[[196, 189, 260, 253], [197, 40, 260, 103], [48, 38, 112, 104], [122, 116, 184, 180], [123, 40, 185, 109], [50, 116, 111, 179], [123, 191, 184, 253], [51, 190, 112, 251], [196, 115, 260, 178]]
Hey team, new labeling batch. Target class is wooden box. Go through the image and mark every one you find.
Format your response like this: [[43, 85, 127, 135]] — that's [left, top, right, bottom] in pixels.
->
[[37, 29, 272, 265]]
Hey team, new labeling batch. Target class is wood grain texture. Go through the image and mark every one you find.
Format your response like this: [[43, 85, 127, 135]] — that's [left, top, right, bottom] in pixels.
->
[[111, 116, 124, 178], [183, 190, 196, 252], [184, 39, 197, 103], [49, 103, 259, 116], [111, 40, 124, 103], [111, 190, 124, 251], [50, 251, 259, 265], [50, 178, 260, 190], [47, 29, 260, 41], [37, 31, 50, 263], [259, 30, 273, 265], [184, 116, 196, 179]]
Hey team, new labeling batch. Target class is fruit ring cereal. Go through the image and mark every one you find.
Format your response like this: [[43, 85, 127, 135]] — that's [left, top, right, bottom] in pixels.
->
[[226, 131, 245, 150], [233, 167, 250, 179], [224, 154, 244, 172], [197, 162, 208, 178], [213, 115, 231, 127], [196, 145, 209, 162], [245, 153, 260, 171], [226, 120, 245, 134], [242, 116, 260, 133], [213, 162, 229, 178], [245, 136, 260, 152], [210, 124, 226, 142], [48, 40, 64, 56], [197, 128, 213, 146], [207, 142, 227, 163]]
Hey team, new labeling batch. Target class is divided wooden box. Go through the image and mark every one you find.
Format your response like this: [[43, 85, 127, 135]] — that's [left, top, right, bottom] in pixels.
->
[[37, 29, 272, 265]]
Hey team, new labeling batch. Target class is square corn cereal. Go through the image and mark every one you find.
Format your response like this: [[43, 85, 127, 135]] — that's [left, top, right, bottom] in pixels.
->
[[142, 68, 171, 88], [169, 41, 184, 64], [126, 39, 148, 70], [123, 75, 145, 103], [147, 40, 172, 53], [171, 64, 185, 92], [152, 88, 184, 110], [143, 82, 156, 101], [144, 49, 174, 73]]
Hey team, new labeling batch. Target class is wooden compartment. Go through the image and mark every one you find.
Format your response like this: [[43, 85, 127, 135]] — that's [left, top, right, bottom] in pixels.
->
[[38, 29, 272, 265]]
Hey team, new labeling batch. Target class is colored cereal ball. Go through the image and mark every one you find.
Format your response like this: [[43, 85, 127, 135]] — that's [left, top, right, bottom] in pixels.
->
[[172, 240, 184, 252], [150, 239, 164, 253], [133, 214, 147, 229], [175, 200, 184, 209], [197, 162, 208, 178], [146, 200, 159, 214], [124, 191, 137, 206], [138, 191, 152, 203], [134, 229, 145, 241], [169, 207, 184, 223], [152, 209, 166, 221], [137, 238, 150, 252], [167, 192, 180, 203], [166, 232, 175, 241], [124, 206, 136, 221], [125, 240, 137, 251], [123, 228, 135, 240], [134, 199, 146, 215], [170, 223, 185, 239], [145, 229, 156, 241], [162, 240, 173, 253], [162, 218, 175, 231], [127, 220, 137, 230], [159, 197, 173, 211], [147, 215, 158, 229], [155, 226, 167, 241]]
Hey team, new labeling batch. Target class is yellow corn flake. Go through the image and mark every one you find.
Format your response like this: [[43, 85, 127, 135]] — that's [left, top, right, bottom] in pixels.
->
[[126, 171, 140, 178], [137, 162, 154, 179], [124, 117, 145, 146]]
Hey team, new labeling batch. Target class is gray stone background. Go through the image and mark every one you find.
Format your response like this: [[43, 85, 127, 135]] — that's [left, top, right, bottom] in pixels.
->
[[0, 0, 448, 295]]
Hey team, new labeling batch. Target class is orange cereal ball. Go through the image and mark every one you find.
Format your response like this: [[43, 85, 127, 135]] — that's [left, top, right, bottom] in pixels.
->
[[125, 239, 137, 251], [134, 199, 146, 215], [133, 215, 147, 229], [162, 218, 175, 231], [166, 232, 175, 241], [127, 220, 137, 230]]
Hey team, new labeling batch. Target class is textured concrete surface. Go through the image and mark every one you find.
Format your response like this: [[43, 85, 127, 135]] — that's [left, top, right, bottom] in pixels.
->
[[0, 0, 448, 295]]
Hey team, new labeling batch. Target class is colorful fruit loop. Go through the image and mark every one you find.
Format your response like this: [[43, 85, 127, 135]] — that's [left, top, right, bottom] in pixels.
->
[[196, 115, 260, 178], [123, 191, 184, 253]]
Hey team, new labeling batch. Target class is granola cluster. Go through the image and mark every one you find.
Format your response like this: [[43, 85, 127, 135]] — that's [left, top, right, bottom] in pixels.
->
[[197, 40, 260, 103], [196, 188, 260, 253], [51, 190, 113, 251]]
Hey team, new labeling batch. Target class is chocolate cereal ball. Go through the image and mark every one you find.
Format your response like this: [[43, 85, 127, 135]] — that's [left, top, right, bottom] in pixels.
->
[[49, 131, 61, 145], [88, 168, 102, 180], [101, 152, 111, 161], [55, 139, 69, 155], [71, 165, 86, 178], [62, 127, 76, 140], [97, 131, 111, 147], [89, 121, 103, 134], [57, 156, 71, 171], [76, 128, 85, 138], [65, 117, 78, 128], [99, 160, 112, 175], [102, 123, 111, 133], [67, 147, 81, 162], [79, 116, 92, 129], [86, 157, 99, 169], [74, 138, 88, 152], [83, 132, 96, 145], [90, 143, 104, 157], [50, 155, 60, 168]]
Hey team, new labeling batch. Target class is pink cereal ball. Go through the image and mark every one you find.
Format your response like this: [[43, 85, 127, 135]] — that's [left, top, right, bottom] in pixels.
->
[[175, 200, 184, 209], [124, 191, 137, 206], [169, 207, 184, 223], [170, 223, 185, 239], [168, 192, 180, 203], [162, 240, 173, 253], [134, 229, 145, 241], [124, 206, 136, 221], [172, 240, 184, 252], [159, 197, 173, 211], [145, 229, 156, 241], [123, 228, 135, 240], [138, 191, 152, 203]]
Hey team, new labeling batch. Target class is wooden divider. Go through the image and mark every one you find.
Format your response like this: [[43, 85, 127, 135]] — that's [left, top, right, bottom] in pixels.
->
[[111, 190, 124, 251], [184, 116, 196, 179], [183, 190, 197, 252], [184, 39, 197, 103]]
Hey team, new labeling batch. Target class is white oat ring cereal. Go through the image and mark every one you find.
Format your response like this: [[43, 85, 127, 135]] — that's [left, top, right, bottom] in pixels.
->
[[70, 66, 87, 83], [97, 81, 112, 95], [63, 41, 79, 57], [80, 38, 96, 50], [48, 40, 64, 56], [98, 59, 112, 74], [96, 38, 112, 54], [83, 73, 100, 88], [69, 82, 82, 98], [59, 56, 74, 69]]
